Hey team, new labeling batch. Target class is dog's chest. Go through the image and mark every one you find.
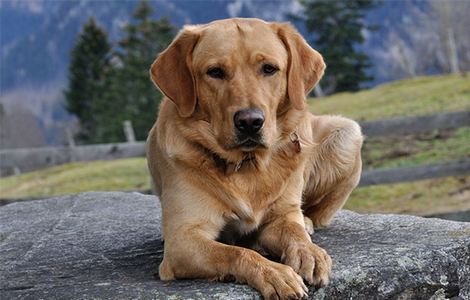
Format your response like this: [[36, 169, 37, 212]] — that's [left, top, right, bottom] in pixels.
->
[[222, 154, 305, 225], [216, 165, 301, 245], [234, 152, 304, 200]]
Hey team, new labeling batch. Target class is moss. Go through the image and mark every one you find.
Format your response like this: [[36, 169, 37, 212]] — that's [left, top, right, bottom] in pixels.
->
[[448, 229, 470, 238]]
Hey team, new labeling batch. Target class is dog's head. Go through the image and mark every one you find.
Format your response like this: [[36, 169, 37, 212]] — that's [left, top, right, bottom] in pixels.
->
[[151, 18, 325, 156]]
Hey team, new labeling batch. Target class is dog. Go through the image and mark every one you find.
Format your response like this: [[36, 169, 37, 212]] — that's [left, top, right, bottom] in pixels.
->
[[146, 18, 363, 299]]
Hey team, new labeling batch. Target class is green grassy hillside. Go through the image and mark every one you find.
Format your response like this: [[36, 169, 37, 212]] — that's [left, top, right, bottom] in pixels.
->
[[309, 74, 470, 120], [1, 74, 469, 215], [0, 158, 149, 199]]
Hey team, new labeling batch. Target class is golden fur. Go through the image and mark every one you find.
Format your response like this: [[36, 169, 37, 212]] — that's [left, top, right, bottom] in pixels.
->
[[146, 18, 363, 299]]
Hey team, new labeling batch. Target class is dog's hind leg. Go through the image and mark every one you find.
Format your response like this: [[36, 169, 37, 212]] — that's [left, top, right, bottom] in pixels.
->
[[303, 163, 361, 228], [302, 115, 363, 228]]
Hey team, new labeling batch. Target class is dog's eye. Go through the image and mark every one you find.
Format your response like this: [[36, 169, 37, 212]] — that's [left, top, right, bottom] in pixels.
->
[[261, 64, 279, 76], [206, 67, 225, 79]]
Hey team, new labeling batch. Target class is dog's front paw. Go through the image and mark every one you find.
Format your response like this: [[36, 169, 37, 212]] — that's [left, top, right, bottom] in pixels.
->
[[250, 261, 308, 300], [281, 242, 332, 287]]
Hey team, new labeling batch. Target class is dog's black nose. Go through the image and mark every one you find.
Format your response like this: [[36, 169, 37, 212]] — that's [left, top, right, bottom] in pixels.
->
[[233, 108, 265, 135]]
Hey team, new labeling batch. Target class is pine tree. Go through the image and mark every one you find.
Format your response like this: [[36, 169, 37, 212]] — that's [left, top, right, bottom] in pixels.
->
[[64, 17, 111, 142], [299, 0, 378, 93], [96, 0, 174, 142]]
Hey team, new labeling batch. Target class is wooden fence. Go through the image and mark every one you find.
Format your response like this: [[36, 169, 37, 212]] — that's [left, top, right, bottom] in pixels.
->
[[360, 111, 470, 137], [1, 111, 469, 185], [360, 159, 470, 186], [0, 142, 146, 176]]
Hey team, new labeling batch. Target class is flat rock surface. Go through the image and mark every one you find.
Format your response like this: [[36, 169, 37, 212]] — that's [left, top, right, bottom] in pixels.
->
[[1, 192, 469, 299]]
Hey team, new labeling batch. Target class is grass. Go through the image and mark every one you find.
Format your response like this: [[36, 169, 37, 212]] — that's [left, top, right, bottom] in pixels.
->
[[346, 126, 470, 215], [361, 127, 470, 170], [0, 158, 150, 199], [1, 74, 469, 215], [346, 176, 470, 216], [309, 73, 470, 121]]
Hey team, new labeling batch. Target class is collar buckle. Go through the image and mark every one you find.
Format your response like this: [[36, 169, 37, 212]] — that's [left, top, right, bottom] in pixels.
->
[[290, 131, 301, 154]]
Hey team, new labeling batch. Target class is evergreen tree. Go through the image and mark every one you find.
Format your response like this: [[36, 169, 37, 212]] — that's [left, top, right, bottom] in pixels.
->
[[96, 0, 174, 142], [64, 17, 111, 142], [299, 0, 378, 93]]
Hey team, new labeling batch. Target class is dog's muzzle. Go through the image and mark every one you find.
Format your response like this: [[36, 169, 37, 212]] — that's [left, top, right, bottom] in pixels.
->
[[233, 108, 265, 149]]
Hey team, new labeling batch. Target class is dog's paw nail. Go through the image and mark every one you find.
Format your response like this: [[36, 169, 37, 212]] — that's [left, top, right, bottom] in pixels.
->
[[302, 282, 309, 293], [268, 294, 280, 300], [314, 276, 329, 288], [305, 275, 314, 286]]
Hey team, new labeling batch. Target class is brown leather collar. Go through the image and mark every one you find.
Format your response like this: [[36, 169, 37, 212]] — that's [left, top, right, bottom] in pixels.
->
[[212, 152, 255, 175]]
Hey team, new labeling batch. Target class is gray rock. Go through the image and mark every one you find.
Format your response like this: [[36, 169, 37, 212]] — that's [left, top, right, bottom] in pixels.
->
[[1, 192, 469, 299]]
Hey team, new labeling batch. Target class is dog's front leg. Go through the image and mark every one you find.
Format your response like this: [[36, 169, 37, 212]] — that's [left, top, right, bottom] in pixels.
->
[[161, 222, 308, 299], [258, 203, 332, 287]]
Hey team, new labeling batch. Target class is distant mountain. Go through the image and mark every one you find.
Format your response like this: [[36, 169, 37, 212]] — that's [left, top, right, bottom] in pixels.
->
[[1, 0, 307, 92], [0, 0, 417, 147]]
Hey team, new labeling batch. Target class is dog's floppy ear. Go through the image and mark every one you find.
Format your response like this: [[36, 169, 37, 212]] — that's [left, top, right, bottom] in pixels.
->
[[150, 26, 200, 117], [273, 23, 325, 110]]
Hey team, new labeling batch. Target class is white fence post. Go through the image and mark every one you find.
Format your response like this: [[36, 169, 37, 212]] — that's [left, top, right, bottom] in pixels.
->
[[123, 120, 136, 143], [314, 85, 324, 97], [66, 128, 76, 148], [13, 166, 21, 176], [65, 128, 76, 162]]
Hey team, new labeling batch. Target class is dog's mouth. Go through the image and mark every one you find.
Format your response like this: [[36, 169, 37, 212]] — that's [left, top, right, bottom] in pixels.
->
[[233, 137, 266, 151], [240, 139, 260, 149]]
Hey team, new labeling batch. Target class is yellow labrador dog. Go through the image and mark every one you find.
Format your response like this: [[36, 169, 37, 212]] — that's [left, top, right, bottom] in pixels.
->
[[147, 18, 362, 299]]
